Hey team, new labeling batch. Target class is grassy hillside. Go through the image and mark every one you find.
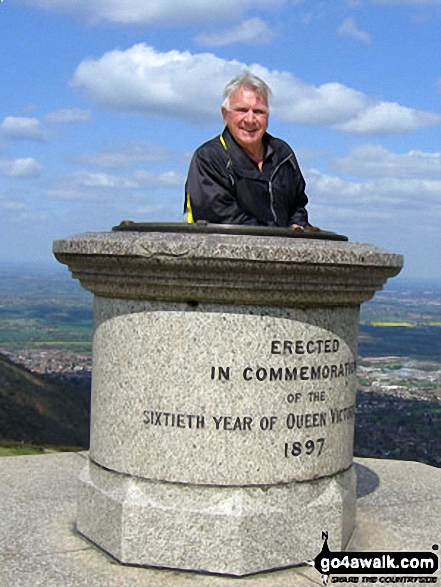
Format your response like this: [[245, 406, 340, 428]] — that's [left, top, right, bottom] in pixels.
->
[[0, 353, 89, 448]]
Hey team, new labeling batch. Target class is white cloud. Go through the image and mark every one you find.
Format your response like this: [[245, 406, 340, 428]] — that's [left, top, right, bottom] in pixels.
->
[[72, 44, 441, 134], [72, 141, 175, 169], [337, 17, 372, 43], [270, 76, 369, 125], [0, 158, 42, 178], [0, 110, 91, 145], [72, 45, 241, 123], [68, 170, 183, 191], [333, 101, 441, 134], [0, 117, 47, 141], [332, 144, 441, 179], [47, 168, 185, 200], [75, 172, 140, 190], [133, 170, 184, 189], [196, 18, 275, 47], [21, 0, 279, 25], [0, 194, 27, 210], [305, 167, 441, 228], [45, 108, 92, 123]]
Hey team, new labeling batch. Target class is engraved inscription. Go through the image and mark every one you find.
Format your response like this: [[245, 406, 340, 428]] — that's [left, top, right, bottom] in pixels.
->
[[213, 415, 253, 431], [141, 337, 356, 460], [143, 411, 206, 429], [92, 308, 359, 484], [284, 438, 325, 458], [271, 338, 340, 354]]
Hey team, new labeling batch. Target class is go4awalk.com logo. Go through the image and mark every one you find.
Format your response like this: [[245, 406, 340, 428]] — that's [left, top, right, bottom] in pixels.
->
[[308, 534, 439, 585]]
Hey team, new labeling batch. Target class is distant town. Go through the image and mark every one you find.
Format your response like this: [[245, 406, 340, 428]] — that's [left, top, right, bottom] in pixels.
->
[[1, 348, 440, 403], [0, 349, 92, 377]]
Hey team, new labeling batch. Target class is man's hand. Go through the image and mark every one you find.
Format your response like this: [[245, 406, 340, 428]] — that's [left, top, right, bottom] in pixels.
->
[[290, 224, 320, 232]]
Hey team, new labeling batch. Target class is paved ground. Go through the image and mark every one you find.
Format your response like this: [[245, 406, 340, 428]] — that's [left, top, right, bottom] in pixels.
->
[[0, 453, 440, 586]]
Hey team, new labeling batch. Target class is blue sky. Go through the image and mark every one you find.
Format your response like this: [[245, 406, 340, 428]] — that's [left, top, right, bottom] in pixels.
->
[[1, 0, 440, 280]]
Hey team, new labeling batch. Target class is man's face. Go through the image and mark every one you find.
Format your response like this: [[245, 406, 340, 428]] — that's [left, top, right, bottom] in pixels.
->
[[222, 87, 269, 154]]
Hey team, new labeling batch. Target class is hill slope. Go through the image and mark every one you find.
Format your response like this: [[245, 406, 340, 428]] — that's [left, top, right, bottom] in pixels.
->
[[0, 353, 89, 447]]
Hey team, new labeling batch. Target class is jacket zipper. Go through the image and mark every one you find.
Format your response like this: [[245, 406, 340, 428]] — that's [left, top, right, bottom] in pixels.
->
[[268, 154, 293, 224]]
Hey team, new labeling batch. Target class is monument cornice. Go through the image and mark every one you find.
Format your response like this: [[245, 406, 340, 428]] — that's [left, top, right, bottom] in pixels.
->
[[53, 230, 403, 306]]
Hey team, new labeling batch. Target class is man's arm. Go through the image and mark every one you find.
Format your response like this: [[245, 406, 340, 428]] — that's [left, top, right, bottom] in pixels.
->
[[185, 148, 263, 225]]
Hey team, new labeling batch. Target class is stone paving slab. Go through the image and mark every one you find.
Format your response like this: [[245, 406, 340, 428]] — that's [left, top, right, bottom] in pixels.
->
[[0, 452, 440, 587]]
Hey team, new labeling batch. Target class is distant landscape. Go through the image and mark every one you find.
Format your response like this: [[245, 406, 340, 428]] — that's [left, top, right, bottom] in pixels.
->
[[0, 262, 93, 354], [0, 261, 440, 466]]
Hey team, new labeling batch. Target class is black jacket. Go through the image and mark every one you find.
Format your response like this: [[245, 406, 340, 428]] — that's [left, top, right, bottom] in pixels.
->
[[185, 127, 309, 226]]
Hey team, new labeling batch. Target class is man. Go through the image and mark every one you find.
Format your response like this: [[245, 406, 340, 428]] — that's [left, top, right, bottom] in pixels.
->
[[184, 72, 310, 229]]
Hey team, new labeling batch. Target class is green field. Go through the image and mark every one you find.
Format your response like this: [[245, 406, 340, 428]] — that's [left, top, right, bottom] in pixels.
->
[[358, 324, 441, 360], [0, 440, 84, 457], [0, 263, 93, 352], [358, 279, 441, 360]]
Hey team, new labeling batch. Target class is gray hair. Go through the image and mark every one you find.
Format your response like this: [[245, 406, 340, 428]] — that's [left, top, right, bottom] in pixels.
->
[[222, 72, 272, 110]]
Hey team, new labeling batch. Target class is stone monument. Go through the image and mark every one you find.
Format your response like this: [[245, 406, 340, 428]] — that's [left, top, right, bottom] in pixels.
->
[[53, 223, 403, 576]]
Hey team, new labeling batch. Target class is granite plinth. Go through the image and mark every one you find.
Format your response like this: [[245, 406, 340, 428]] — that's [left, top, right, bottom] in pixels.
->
[[1, 453, 440, 587], [77, 459, 355, 575], [53, 229, 403, 574]]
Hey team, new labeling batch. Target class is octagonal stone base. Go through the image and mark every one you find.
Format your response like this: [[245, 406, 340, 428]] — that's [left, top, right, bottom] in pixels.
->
[[77, 458, 356, 576]]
